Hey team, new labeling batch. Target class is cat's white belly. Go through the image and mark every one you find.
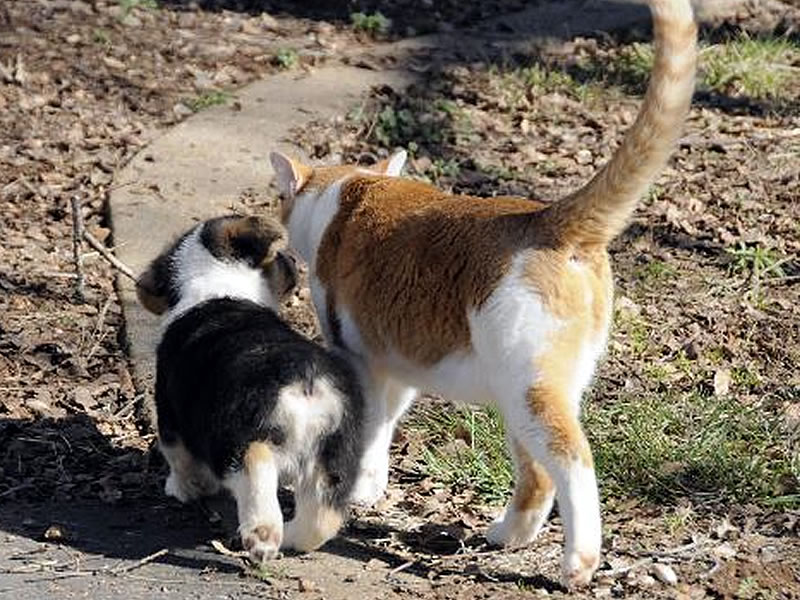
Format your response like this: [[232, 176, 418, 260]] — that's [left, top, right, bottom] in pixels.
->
[[381, 350, 493, 405]]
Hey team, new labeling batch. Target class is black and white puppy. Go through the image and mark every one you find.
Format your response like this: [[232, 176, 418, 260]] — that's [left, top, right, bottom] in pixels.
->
[[136, 215, 364, 562]]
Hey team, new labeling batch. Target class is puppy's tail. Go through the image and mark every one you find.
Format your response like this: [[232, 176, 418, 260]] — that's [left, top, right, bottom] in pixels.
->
[[535, 0, 697, 248]]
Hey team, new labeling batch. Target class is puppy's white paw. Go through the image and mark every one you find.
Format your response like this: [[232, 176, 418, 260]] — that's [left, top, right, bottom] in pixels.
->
[[241, 523, 282, 563], [164, 472, 192, 503], [164, 470, 219, 503]]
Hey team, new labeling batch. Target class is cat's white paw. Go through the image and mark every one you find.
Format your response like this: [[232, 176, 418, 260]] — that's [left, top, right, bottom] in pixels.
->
[[349, 466, 388, 507], [486, 505, 550, 547], [561, 548, 600, 589]]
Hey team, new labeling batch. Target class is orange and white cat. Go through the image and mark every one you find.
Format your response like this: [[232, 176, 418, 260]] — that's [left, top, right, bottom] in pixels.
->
[[269, 0, 696, 587]]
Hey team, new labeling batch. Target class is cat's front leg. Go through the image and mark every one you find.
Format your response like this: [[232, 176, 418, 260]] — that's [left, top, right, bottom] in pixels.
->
[[350, 376, 417, 506]]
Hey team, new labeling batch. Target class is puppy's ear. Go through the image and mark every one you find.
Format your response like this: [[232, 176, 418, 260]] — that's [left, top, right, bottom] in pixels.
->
[[270, 152, 312, 197], [136, 263, 170, 315], [374, 150, 407, 177], [202, 216, 288, 269], [267, 250, 299, 298]]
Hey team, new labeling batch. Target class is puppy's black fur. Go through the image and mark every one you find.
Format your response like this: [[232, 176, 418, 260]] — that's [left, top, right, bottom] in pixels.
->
[[156, 297, 363, 510], [138, 215, 365, 561]]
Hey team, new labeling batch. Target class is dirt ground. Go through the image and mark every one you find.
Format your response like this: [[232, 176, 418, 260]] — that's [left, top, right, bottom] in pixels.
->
[[1, 0, 799, 598]]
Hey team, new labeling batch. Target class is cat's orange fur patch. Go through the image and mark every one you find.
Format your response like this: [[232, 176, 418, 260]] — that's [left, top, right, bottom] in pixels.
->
[[316, 175, 550, 365], [511, 440, 555, 512]]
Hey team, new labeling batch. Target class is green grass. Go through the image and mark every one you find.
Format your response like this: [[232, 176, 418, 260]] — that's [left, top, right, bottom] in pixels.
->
[[186, 90, 231, 112], [92, 28, 111, 45], [490, 63, 590, 106], [409, 405, 512, 506], [409, 386, 798, 509], [585, 391, 799, 505], [244, 562, 285, 582], [569, 33, 799, 100], [350, 11, 391, 37], [634, 259, 677, 284], [702, 34, 800, 99], [726, 242, 789, 304], [273, 48, 299, 70], [118, 0, 157, 19]]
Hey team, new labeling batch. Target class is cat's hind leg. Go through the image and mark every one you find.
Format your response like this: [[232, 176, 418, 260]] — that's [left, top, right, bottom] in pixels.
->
[[497, 381, 602, 589], [486, 434, 555, 547]]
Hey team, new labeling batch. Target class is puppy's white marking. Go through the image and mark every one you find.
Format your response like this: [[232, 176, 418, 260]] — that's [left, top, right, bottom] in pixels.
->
[[162, 227, 278, 330], [271, 376, 344, 458]]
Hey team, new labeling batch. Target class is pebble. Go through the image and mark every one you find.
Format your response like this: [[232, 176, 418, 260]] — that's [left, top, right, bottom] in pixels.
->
[[651, 563, 678, 585], [297, 578, 317, 592], [638, 574, 657, 586], [713, 542, 737, 559], [576, 149, 593, 165], [102, 56, 125, 70], [43, 525, 66, 541], [172, 103, 193, 118]]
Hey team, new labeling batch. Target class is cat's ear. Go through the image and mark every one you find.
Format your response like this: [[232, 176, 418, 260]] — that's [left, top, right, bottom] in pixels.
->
[[270, 152, 312, 197], [375, 150, 407, 177]]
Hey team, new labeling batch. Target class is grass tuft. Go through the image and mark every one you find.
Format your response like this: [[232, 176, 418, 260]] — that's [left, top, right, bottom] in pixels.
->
[[586, 392, 800, 506], [186, 90, 231, 112], [273, 48, 299, 70], [350, 11, 391, 37], [702, 34, 800, 99], [408, 404, 512, 506]]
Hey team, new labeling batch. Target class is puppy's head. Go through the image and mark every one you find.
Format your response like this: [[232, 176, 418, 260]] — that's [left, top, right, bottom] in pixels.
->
[[136, 215, 298, 317]]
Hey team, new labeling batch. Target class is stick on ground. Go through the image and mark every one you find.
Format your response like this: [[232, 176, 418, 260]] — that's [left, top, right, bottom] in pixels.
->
[[70, 196, 86, 302]]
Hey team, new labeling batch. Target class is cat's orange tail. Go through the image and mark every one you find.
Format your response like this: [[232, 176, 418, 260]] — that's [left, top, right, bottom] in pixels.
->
[[536, 0, 697, 248]]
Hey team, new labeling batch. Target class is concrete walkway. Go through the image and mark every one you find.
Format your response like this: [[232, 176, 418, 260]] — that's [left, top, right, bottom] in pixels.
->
[[110, 66, 414, 390]]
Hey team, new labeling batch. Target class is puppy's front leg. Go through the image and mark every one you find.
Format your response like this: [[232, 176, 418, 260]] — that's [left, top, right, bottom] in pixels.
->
[[224, 442, 283, 563]]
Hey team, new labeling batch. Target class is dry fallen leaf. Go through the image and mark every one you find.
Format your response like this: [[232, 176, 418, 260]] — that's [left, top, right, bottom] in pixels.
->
[[713, 369, 731, 397]]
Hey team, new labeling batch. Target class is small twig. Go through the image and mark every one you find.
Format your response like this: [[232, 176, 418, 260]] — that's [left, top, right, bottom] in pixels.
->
[[70, 196, 86, 302], [111, 548, 168, 574], [0, 482, 34, 498], [82, 230, 136, 281], [85, 294, 114, 362], [386, 560, 416, 579], [210, 539, 248, 559], [604, 556, 654, 577]]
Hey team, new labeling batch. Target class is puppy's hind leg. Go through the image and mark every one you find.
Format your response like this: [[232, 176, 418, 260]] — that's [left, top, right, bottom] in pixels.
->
[[224, 442, 283, 563], [282, 467, 345, 553], [160, 438, 220, 503]]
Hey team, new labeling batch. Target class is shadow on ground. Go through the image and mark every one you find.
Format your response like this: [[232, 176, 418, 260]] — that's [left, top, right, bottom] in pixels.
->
[[0, 415, 550, 585]]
